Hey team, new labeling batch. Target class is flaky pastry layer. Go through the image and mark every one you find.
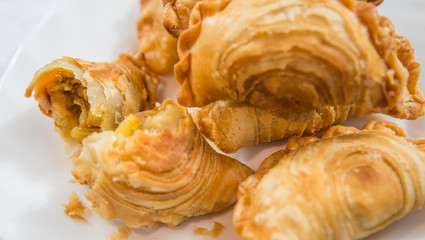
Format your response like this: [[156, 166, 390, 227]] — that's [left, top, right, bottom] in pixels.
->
[[25, 53, 158, 147], [175, 0, 424, 118], [138, 0, 178, 75], [234, 120, 425, 240], [70, 99, 253, 228], [192, 100, 370, 153], [163, 0, 383, 37]]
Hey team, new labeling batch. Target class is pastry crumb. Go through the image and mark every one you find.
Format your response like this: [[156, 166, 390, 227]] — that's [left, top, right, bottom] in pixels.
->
[[193, 227, 210, 236], [108, 226, 132, 240], [211, 221, 225, 238], [193, 221, 225, 238], [63, 192, 89, 222]]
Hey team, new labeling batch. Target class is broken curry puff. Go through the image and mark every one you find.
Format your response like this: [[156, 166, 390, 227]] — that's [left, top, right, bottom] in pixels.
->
[[70, 99, 253, 228], [25, 53, 158, 148]]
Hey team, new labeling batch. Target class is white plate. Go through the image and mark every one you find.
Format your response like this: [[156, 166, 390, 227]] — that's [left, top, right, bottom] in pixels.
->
[[1, 0, 425, 239]]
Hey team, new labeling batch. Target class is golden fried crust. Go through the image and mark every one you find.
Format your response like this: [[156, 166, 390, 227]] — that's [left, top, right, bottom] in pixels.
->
[[138, 0, 178, 75], [175, 0, 424, 119], [357, 0, 383, 6], [70, 100, 253, 228], [163, 0, 202, 38], [192, 101, 369, 153], [162, 0, 382, 38], [234, 120, 425, 240], [25, 53, 158, 147]]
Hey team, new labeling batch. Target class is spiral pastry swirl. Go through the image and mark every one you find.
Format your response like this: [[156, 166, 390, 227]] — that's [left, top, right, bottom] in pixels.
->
[[234, 120, 425, 239], [70, 100, 253, 228], [175, 0, 424, 118]]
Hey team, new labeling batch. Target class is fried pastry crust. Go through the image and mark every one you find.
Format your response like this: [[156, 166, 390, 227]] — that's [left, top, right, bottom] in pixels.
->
[[163, 0, 384, 37], [234, 120, 425, 240], [138, 0, 178, 75], [25, 53, 158, 147], [70, 99, 253, 228], [175, 0, 424, 119], [192, 100, 364, 153], [163, 0, 202, 38]]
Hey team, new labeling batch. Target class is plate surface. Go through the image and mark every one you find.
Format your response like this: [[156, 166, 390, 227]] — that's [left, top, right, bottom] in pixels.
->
[[1, 0, 425, 239]]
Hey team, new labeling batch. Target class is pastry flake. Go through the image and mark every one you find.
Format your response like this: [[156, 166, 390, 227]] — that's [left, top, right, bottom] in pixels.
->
[[175, 0, 424, 119], [233, 120, 425, 239], [63, 192, 89, 222], [25, 53, 158, 147], [107, 226, 132, 240], [70, 99, 253, 228], [193, 221, 224, 238]]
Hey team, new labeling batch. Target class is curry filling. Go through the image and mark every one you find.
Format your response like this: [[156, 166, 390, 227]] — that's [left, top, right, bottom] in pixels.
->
[[50, 70, 101, 142]]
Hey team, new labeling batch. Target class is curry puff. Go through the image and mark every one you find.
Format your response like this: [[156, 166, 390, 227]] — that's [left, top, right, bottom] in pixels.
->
[[25, 53, 158, 147], [234, 120, 425, 240], [70, 99, 253, 228], [176, 0, 424, 117], [193, 100, 357, 153]]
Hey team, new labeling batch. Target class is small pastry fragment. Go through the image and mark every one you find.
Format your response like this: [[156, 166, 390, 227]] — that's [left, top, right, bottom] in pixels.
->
[[234, 120, 425, 240], [70, 99, 253, 228], [63, 192, 89, 222], [138, 0, 178, 74], [193, 221, 225, 238], [107, 226, 132, 240], [210, 221, 225, 238], [193, 100, 364, 153], [176, 0, 425, 118], [25, 53, 158, 147], [193, 226, 210, 236]]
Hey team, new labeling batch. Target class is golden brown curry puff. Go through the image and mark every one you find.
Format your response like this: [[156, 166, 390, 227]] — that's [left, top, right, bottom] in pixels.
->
[[138, 0, 178, 75], [25, 53, 158, 147], [234, 120, 425, 239], [175, 0, 424, 117], [192, 100, 360, 153], [70, 99, 253, 228]]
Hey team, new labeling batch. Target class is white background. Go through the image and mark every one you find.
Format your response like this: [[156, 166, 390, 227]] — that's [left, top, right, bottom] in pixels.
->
[[1, 0, 425, 239]]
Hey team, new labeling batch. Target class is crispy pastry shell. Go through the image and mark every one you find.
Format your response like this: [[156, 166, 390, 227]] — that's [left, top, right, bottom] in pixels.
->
[[25, 53, 158, 147], [162, 0, 383, 37], [138, 0, 178, 75], [175, 0, 424, 118], [70, 99, 253, 228], [234, 120, 425, 239], [193, 100, 365, 153]]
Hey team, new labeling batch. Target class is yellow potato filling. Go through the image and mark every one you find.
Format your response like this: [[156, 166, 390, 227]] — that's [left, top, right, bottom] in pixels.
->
[[115, 103, 184, 137]]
